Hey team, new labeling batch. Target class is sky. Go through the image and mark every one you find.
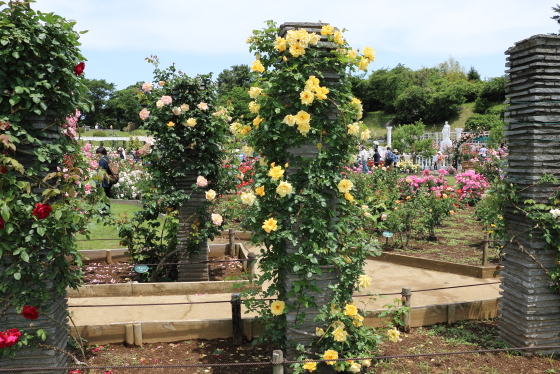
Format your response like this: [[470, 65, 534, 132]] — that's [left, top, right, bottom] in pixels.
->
[[24, 0, 560, 90]]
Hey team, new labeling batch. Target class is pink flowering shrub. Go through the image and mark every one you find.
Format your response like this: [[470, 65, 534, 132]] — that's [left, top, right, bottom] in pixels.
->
[[454, 169, 489, 205]]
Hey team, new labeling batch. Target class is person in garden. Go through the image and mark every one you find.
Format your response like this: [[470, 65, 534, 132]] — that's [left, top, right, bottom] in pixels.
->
[[118, 147, 126, 159], [479, 144, 488, 159], [384, 148, 395, 168], [373, 149, 381, 167], [96, 146, 113, 212], [359, 145, 369, 173]]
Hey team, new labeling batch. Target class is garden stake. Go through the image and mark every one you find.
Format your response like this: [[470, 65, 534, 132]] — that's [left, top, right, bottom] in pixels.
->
[[231, 293, 242, 346], [401, 287, 411, 333]]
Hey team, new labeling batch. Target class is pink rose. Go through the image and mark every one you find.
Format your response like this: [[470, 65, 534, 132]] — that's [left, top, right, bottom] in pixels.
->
[[211, 213, 223, 226], [160, 96, 172, 105], [196, 176, 208, 187], [197, 102, 208, 111], [141, 82, 153, 92]]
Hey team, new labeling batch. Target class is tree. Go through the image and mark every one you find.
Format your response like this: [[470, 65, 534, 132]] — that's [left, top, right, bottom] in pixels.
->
[[81, 79, 115, 128], [392, 120, 436, 161], [552, 4, 560, 27], [467, 66, 481, 81], [104, 84, 142, 130], [216, 64, 252, 97], [437, 57, 467, 82], [219, 86, 254, 121]]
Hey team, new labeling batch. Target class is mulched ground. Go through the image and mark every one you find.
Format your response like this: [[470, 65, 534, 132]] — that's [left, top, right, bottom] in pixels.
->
[[384, 206, 501, 267], [69, 319, 560, 373]]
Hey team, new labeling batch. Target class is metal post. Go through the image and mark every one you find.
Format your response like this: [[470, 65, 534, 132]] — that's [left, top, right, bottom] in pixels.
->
[[106, 249, 112, 264], [229, 228, 235, 256], [401, 287, 411, 333], [231, 293, 242, 346], [482, 234, 489, 266], [248, 252, 256, 279], [272, 350, 284, 374]]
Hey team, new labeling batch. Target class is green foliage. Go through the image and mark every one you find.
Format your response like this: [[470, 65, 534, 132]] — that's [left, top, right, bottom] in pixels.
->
[[474, 77, 506, 114], [467, 66, 481, 81], [464, 113, 505, 148], [104, 84, 142, 129], [216, 64, 252, 97], [392, 121, 436, 160], [81, 79, 115, 127], [219, 86, 254, 121], [91, 130, 107, 137], [437, 56, 467, 82]]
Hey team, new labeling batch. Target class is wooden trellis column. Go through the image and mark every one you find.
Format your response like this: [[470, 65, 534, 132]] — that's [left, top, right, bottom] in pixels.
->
[[500, 34, 560, 353]]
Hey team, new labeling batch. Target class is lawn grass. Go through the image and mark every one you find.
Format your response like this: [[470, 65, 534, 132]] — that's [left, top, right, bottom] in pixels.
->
[[76, 203, 141, 251]]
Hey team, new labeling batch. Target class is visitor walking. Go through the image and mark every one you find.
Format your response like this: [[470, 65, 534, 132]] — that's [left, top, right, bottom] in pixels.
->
[[479, 145, 488, 159], [373, 149, 381, 167], [384, 148, 395, 168], [96, 147, 113, 213], [359, 145, 369, 173]]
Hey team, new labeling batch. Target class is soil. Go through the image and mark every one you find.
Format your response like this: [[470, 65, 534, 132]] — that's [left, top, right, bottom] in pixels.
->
[[81, 256, 245, 285], [383, 206, 501, 267], [69, 319, 560, 373]]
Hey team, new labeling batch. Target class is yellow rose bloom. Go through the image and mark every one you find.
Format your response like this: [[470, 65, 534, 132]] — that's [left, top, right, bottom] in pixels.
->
[[248, 101, 260, 113], [333, 30, 344, 45], [351, 97, 362, 105], [255, 186, 265, 197], [240, 191, 256, 206], [332, 326, 347, 342], [321, 24, 334, 36], [253, 115, 264, 129], [167, 121, 175, 127], [360, 129, 371, 141], [185, 118, 196, 127], [270, 300, 285, 315], [344, 303, 358, 317], [239, 125, 252, 135], [263, 218, 278, 233], [251, 60, 265, 73], [297, 122, 311, 136], [305, 76, 320, 91], [315, 86, 329, 100], [300, 89, 315, 105], [347, 49, 357, 59], [357, 274, 372, 288], [309, 32, 321, 45], [283, 114, 297, 127], [362, 359, 371, 367], [286, 29, 310, 48], [295, 110, 311, 124], [205, 190, 216, 201], [353, 314, 364, 327], [315, 327, 325, 337], [248, 86, 263, 99], [330, 304, 341, 315], [268, 165, 284, 180], [156, 100, 164, 108], [274, 36, 287, 52], [387, 327, 402, 342], [180, 103, 189, 111], [323, 349, 338, 365], [302, 360, 317, 372], [347, 123, 360, 136], [283, 56, 288, 62], [358, 57, 370, 71], [229, 122, 241, 134], [349, 362, 362, 373], [289, 43, 306, 57], [276, 181, 293, 197], [362, 46, 376, 61], [344, 193, 354, 202], [338, 179, 353, 193]]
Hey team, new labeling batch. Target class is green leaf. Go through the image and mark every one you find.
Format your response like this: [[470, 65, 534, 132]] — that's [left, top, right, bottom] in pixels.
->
[[13, 273, 21, 280], [14, 86, 24, 94], [9, 95, 21, 106], [1, 204, 10, 221], [12, 51, 19, 59], [20, 251, 30, 263], [37, 227, 46, 237], [54, 210, 62, 220]]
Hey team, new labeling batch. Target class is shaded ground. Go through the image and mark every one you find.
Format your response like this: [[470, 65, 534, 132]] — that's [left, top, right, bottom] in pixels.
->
[[69, 319, 560, 373], [384, 207, 501, 267]]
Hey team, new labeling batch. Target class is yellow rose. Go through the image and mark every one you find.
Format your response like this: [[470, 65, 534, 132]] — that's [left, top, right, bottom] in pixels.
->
[[323, 349, 338, 365], [333, 31, 344, 45], [251, 60, 265, 73], [158, 80, 165, 86], [349, 362, 361, 373], [347, 123, 360, 136], [309, 33, 321, 45], [283, 56, 288, 62], [338, 179, 353, 193], [255, 186, 265, 197], [360, 129, 371, 141], [229, 122, 241, 134], [332, 326, 347, 342], [274, 36, 287, 52], [315, 86, 329, 100], [283, 114, 297, 127], [315, 327, 325, 337], [297, 121, 311, 136], [302, 360, 317, 372], [253, 115, 264, 129], [351, 97, 362, 105], [344, 193, 354, 202], [268, 165, 284, 180], [321, 24, 334, 36], [289, 43, 306, 57], [357, 274, 372, 288], [205, 189, 216, 201], [180, 103, 189, 111], [344, 303, 358, 317], [248, 86, 263, 99], [263, 218, 278, 233], [358, 57, 370, 71], [248, 101, 260, 113], [347, 49, 357, 59], [305, 76, 320, 91], [167, 121, 175, 127], [300, 89, 315, 105], [387, 327, 402, 342], [362, 46, 376, 61], [295, 110, 311, 124], [240, 192, 256, 206], [270, 300, 285, 315], [156, 100, 164, 108], [330, 304, 341, 315], [362, 359, 371, 367], [185, 118, 196, 127], [353, 314, 364, 327], [276, 181, 293, 197], [239, 125, 252, 135]]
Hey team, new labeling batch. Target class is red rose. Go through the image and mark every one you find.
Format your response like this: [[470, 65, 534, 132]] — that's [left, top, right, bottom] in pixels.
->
[[74, 62, 85, 76], [0, 121, 10, 131], [22, 305, 39, 320], [0, 332, 6, 349], [31, 203, 52, 219], [1, 166, 6, 174], [5, 329, 21, 347], [0, 217, 4, 229]]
